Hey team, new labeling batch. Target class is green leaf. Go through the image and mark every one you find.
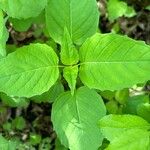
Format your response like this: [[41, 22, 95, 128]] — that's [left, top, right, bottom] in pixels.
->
[[0, 135, 8, 150], [79, 33, 150, 91], [106, 129, 149, 150], [0, 43, 59, 97], [0, 10, 8, 57], [0, 93, 29, 107], [60, 28, 79, 65], [100, 90, 115, 101], [29, 133, 41, 145], [45, 0, 99, 45], [31, 81, 64, 103], [124, 6, 136, 18], [123, 95, 149, 114], [52, 86, 106, 150], [107, 0, 136, 21], [99, 114, 150, 141], [137, 103, 150, 123], [55, 138, 68, 150], [0, 0, 47, 19], [0, 135, 18, 150], [108, 0, 127, 21], [9, 11, 46, 32], [63, 66, 78, 95], [115, 88, 129, 104], [9, 18, 33, 32], [12, 116, 26, 130], [3, 122, 12, 132], [106, 100, 118, 114], [145, 5, 150, 11]]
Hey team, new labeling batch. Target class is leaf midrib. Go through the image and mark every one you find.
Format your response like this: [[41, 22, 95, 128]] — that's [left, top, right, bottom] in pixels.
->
[[81, 60, 150, 65]]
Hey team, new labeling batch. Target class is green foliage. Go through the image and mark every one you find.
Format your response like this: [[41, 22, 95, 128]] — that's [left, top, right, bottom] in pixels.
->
[[45, 0, 99, 45], [106, 129, 149, 150], [106, 100, 119, 114], [1, 92, 29, 107], [9, 17, 33, 32], [31, 81, 64, 103], [29, 133, 42, 145], [99, 115, 150, 149], [123, 95, 149, 115], [145, 5, 150, 10], [55, 138, 67, 150], [60, 28, 79, 65], [0, 0, 150, 149], [0, 43, 59, 97], [52, 87, 106, 150], [137, 103, 150, 122], [0, 135, 18, 150], [107, 0, 136, 21], [63, 66, 78, 95], [0, 10, 8, 58], [115, 88, 129, 104], [12, 116, 26, 130], [79, 33, 150, 91], [0, 0, 47, 19], [9, 11, 46, 32], [99, 114, 150, 141]]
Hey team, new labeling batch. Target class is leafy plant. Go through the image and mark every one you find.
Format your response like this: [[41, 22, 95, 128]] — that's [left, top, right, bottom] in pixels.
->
[[0, 0, 150, 149], [107, 0, 136, 21], [99, 115, 150, 150]]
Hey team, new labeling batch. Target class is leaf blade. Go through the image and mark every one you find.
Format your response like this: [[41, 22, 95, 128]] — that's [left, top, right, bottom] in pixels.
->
[[79, 33, 150, 91], [0, 43, 59, 97], [0, 10, 8, 58], [45, 0, 99, 45], [52, 86, 106, 150], [60, 28, 79, 65], [63, 66, 78, 95], [0, 0, 47, 19], [99, 114, 150, 141], [106, 129, 149, 150]]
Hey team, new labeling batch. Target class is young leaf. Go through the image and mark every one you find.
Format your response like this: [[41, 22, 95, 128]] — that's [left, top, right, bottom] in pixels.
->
[[106, 100, 118, 114], [99, 114, 150, 141], [145, 5, 150, 11], [0, 93, 29, 108], [106, 129, 149, 150], [79, 33, 150, 91], [0, 135, 8, 150], [115, 88, 129, 104], [0, 10, 8, 58], [55, 138, 68, 150], [108, 0, 127, 21], [123, 95, 149, 114], [63, 66, 78, 95], [0, 0, 47, 19], [107, 0, 136, 21], [137, 103, 150, 123], [45, 0, 99, 45], [31, 82, 64, 103], [9, 18, 33, 32], [0, 44, 59, 97], [0, 135, 18, 150], [52, 86, 106, 150], [12, 116, 26, 130], [9, 11, 46, 32], [60, 28, 79, 65]]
